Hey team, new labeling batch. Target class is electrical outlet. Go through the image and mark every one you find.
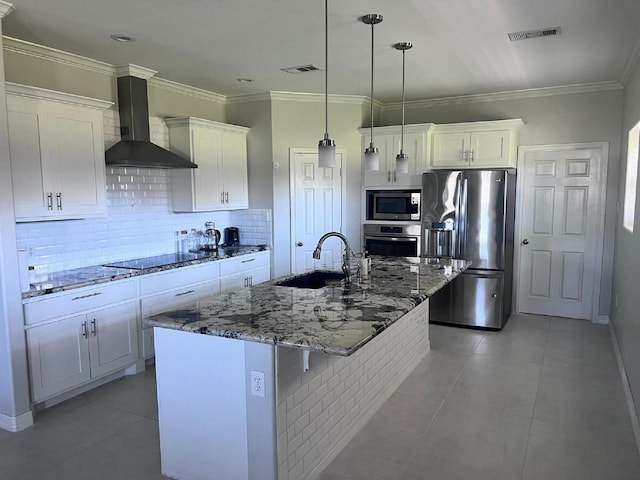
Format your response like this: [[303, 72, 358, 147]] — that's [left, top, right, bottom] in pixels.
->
[[251, 370, 265, 398]]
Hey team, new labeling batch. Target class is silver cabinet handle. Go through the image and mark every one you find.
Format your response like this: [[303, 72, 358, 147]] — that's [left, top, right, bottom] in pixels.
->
[[220, 192, 225, 204], [175, 289, 195, 297], [393, 171, 397, 182], [72, 292, 102, 301], [469, 150, 474, 163], [225, 192, 229, 203], [47, 193, 53, 210], [90, 319, 97, 336], [244, 277, 248, 287], [81, 321, 88, 339], [241, 258, 256, 263], [249, 275, 253, 286], [387, 171, 391, 182], [56, 193, 62, 210], [462, 150, 467, 162]]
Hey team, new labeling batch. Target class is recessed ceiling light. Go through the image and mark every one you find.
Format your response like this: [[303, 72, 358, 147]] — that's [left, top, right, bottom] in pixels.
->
[[508, 27, 561, 41], [236, 78, 253, 83], [110, 34, 136, 42]]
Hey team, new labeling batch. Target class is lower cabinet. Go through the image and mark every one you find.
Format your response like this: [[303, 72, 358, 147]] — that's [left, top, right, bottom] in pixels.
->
[[26, 299, 138, 402], [219, 251, 271, 292]]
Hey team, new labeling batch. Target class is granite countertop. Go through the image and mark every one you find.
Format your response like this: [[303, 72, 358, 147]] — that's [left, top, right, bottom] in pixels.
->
[[22, 245, 268, 300], [145, 256, 471, 356]]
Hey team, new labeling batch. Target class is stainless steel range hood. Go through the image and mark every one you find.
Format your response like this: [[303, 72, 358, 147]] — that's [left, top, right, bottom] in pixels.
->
[[105, 75, 197, 169]]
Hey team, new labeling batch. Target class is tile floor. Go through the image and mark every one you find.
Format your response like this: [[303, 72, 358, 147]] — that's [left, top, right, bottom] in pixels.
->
[[1, 313, 639, 480]]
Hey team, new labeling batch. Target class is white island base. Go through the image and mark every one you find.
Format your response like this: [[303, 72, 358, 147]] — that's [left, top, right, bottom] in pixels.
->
[[154, 300, 429, 480]]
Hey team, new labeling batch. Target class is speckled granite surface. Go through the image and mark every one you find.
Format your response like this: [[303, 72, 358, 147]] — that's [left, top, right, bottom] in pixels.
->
[[145, 256, 470, 356], [22, 246, 267, 299]]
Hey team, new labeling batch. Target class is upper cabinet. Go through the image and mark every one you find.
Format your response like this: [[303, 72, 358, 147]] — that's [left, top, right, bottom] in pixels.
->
[[167, 117, 249, 212], [430, 119, 523, 169], [359, 124, 433, 188], [6, 84, 112, 222]]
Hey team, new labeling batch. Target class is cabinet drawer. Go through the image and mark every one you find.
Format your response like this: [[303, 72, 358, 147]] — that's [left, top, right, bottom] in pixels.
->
[[139, 262, 220, 296], [141, 279, 221, 318], [24, 280, 137, 325], [219, 252, 270, 277]]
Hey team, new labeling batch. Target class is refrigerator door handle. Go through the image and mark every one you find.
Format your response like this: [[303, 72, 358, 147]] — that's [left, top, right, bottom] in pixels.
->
[[456, 178, 467, 258]]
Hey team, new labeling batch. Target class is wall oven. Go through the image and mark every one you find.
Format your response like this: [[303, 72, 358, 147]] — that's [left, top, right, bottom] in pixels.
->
[[366, 190, 420, 221], [363, 224, 421, 257]]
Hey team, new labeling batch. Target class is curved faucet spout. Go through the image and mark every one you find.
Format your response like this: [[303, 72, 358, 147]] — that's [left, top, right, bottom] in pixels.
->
[[312, 232, 353, 284]]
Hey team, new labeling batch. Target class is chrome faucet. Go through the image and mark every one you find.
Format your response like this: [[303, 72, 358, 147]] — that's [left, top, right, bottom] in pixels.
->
[[312, 232, 353, 284]]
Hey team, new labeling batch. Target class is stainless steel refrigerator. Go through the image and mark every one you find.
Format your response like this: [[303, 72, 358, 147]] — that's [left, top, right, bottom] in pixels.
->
[[421, 170, 516, 329]]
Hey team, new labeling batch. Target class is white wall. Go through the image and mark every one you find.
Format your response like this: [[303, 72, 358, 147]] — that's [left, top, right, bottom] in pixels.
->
[[0, 5, 31, 431], [611, 58, 640, 416]]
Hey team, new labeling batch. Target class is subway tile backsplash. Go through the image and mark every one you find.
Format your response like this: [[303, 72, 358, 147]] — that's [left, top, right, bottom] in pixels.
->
[[15, 113, 272, 274]]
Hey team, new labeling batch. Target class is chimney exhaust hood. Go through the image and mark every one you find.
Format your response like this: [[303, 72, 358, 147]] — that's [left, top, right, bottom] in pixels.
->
[[105, 69, 197, 169]]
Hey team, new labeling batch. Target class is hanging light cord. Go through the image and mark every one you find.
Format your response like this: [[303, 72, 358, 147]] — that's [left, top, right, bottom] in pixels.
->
[[400, 47, 406, 155], [369, 20, 375, 146], [324, 0, 329, 139]]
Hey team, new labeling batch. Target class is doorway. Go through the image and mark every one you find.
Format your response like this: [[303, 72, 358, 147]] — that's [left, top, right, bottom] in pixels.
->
[[289, 148, 345, 274], [515, 143, 608, 321]]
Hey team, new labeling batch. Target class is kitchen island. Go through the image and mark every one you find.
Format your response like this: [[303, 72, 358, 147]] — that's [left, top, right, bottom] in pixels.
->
[[146, 256, 469, 480]]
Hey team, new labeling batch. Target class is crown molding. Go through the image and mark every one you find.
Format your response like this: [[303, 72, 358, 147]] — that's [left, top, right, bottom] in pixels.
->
[[2, 36, 115, 76], [0, 1, 14, 18], [383, 81, 623, 111], [148, 76, 226, 104], [227, 91, 367, 105], [165, 116, 249, 133], [114, 64, 157, 79], [6, 82, 114, 109]]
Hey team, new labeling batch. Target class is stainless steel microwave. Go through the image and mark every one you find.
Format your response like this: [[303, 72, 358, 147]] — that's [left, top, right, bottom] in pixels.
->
[[366, 190, 421, 221]]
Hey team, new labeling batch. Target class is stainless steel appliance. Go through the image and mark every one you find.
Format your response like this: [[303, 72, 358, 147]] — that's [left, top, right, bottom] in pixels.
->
[[363, 224, 421, 257], [366, 190, 420, 221], [421, 170, 516, 329], [203, 222, 221, 251]]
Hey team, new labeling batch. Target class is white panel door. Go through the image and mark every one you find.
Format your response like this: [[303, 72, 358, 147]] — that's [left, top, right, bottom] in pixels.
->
[[291, 149, 343, 274], [517, 145, 606, 320], [27, 315, 91, 401], [88, 301, 139, 378]]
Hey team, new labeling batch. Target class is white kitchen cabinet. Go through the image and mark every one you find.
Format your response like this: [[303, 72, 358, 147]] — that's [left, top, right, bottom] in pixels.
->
[[219, 251, 271, 292], [359, 124, 433, 187], [24, 280, 138, 402], [139, 261, 221, 359], [430, 119, 523, 169], [167, 117, 249, 212], [6, 83, 112, 222]]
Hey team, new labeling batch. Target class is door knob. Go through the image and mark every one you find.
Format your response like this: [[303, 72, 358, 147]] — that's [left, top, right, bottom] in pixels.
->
[[296, 241, 303, 247], [522, 239, 529, 245]]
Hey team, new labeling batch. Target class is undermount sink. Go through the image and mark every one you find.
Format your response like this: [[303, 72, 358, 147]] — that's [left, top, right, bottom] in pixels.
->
[[276, 271, 346, 289]]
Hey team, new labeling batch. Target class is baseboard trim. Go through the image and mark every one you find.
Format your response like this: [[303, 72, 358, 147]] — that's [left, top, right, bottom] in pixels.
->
[[0, 410, 33, 432], [608, 321, 640, 455], [595, 314, 610, 324]]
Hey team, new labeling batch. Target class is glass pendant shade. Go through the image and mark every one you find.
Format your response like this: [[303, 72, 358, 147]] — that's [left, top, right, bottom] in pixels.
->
[[318, 136, 336, 168], [364, 144, 380, 171], [395, 151, 409, 174]]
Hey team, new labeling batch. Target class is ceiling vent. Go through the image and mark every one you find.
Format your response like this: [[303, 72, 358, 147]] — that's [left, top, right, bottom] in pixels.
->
[[508, 27, 561, 41], [281, 64, 322, 74]]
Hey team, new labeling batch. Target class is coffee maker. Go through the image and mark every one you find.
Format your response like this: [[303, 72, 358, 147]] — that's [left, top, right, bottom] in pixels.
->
[[223, 227, 240, 247], [203, 222, 221, 251]]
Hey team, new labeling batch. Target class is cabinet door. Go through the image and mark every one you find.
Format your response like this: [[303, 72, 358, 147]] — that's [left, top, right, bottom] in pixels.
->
[[192, 127, 223, 210], [48, 103, 106, 218], [362, 134, 394, 186], [431, 132, 469, 168], [220, 131, 248, 209], [248, 266, 271, 286], [27, 315, 91, 401], [7, 96, 54, 219], [393, 132, 425, 186], [88, 301, 139, 378], [469, 130, 511, 168]]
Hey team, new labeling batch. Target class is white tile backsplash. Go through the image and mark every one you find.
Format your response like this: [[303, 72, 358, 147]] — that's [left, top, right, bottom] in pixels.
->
[[15, 114, 272, 274]]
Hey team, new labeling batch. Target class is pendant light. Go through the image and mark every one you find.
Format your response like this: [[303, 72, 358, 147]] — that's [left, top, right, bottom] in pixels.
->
[[394, 42, 412, 175], [361, 14, 383, 171], [318, 0, 335, 168]]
